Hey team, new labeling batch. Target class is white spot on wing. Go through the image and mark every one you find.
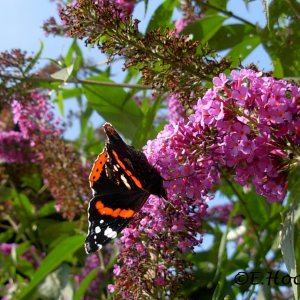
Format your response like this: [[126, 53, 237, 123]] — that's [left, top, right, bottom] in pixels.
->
[[97, 244, 103, 250], [120, 174, 131, 190], [100, 220, 104, 224], [95, 226, 101, 234], [104, 227, 117, 239]]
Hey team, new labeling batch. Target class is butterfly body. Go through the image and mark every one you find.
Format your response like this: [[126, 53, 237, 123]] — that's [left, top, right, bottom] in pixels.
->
[[85, 123, 166, 254]]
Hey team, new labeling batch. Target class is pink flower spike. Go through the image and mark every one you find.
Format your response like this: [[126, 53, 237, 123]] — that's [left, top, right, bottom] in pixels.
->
[[213, 73, 228, 88], [107, 284, 116, 293], [231, 85, 249, 106]]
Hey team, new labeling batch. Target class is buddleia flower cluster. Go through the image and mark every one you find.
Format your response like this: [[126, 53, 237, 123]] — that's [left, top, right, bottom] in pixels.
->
[[0, 49, 89, 219], [163, 69, 300, 203], [108, 69, 300, 298]]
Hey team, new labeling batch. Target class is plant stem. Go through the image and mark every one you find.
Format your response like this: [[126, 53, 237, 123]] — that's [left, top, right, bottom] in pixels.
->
[[0, 73, 151, 90]]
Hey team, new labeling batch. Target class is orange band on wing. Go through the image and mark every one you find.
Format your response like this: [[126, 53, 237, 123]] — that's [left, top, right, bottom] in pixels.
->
[[119, 208, 135, 218], [111, 208, 121, 218], [89, 149, 108, 187], [96, 200, 135, 218], [111, 150, 143, 189]]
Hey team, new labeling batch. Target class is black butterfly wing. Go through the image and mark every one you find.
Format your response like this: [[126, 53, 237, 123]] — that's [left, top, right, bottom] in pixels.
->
[[85, 148, 149, 254], [85, 190, 148, 254]]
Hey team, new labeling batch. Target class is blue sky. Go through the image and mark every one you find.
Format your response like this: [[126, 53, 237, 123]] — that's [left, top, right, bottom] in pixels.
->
[[0, 1, 272, 138], [0, 0, 271, 69]]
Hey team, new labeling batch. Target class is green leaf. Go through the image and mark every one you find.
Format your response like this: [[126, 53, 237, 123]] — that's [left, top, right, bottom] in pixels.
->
[[280, 208, 299, 300], [24, 41, 44, 74], [74, 269, 98, 300], [182, 15, 227, 44], [83, 75, 143, 140], [226, 35, 261, 66], [267, 0, 292, 28], [0, 186, 13, 201], [65, 40, 83, 69], [14, 193, 34, 219], [146, 0, 177, 33], [209, 24, 256, 51], [124, 66, 140, 83], [262, 0, 270, 28], [37, 201, 56, 218], [213, 220, 229, 283], [21, 173, 42, 192], [64, 40, 83, 78], [17, 235, 85, 299], [61, 87, 82, 99], [132, 96, 163, 148], [79, 107, 93, 139], [242, 190, 269, 226], [212, 278, 235, 300], [37, 220, 77, 246], [50, 65, 74, 82], [261, 6, 300, 77], [257, 280, 272, 300], [31, 80, 61, 91], [208, 0, 228, 11], [0, 229, 14, 243], [272, 57, 284, 77], [54, 91, 64, 116]]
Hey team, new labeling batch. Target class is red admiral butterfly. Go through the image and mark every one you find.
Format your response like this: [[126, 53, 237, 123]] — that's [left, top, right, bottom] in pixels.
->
[[85, 123, 167, 254]]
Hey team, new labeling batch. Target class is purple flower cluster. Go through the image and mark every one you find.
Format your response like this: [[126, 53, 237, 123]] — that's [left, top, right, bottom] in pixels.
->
[[174, 9, 205, 35], [0, 243, 15, 256], [109, 124, 211, 298], [66, 0, 136, 17], [43, 16, 66, 36], [115, 0, 136, 15], [191, 69, 300, 201], [145, 122, 220, 200], [108, 69, 300, 298], [0, 243, 42, 269], [0, 91, 62, 164], [0, 131, 32, 163], [174, 18, 189, 34], [167, 94, 187, 123], [59, 0, 137, 46], [207, 203, 243, 225], [11, 91, 62, 145]]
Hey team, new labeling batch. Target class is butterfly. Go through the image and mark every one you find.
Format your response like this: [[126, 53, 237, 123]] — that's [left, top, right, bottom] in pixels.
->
[[85, 123, 167, 253]]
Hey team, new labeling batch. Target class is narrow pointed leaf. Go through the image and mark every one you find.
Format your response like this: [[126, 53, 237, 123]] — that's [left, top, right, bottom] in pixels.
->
[[74, 269, 98, 300], [280, 208, 299, 300], [17, 235, 85, 299], [24, 41, 44, 74], [83, 75, 143, 139], [182, 15, 227, 43]]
